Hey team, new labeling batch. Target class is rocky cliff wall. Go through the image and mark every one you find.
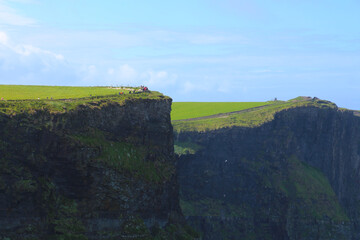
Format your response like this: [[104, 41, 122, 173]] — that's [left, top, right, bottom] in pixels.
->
[[176, 106, 360, 239], [0, 97, 196, 239]]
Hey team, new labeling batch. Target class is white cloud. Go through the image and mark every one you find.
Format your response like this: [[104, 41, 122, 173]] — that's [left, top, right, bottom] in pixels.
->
[[13, 44, 64, 60], [100, 64, 139, 86], [79, 65, 98, 83], [142, 70, 177, 88], [0, 31, 76, 85], [182, 81, 209, 93], [0, 31, 8, 44], [107, 68, 114, 75], [183, 81, 197, 93], [83, 63, 178, 88], [118, 64, 137, 81], [0, 31, 64, 61], [15, 29, 248, 64], [179, 78, 236, 95], [0, 0, 36, 26]]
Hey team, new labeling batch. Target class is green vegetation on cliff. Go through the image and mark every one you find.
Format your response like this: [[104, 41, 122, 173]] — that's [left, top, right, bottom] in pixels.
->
[[179, 154, 349, 239], [71, 128, 174, 183], [0, 86, 168, 115], [174, 141, 203, 156], [0, 85, 139, 100], [286, 156, 348, 221], [171, 102, 270, 120], [173, 98, 337, 132], [180, 155, 348, 222]]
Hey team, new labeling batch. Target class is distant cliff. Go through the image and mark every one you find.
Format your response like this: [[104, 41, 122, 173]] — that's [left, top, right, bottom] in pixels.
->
[[0, 94, 197, 239], [175, 99, 360, 239]]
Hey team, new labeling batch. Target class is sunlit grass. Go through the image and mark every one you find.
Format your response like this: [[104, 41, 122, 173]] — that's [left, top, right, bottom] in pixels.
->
[[171, 102, 271, 120], [0, 85, 136, 100], [0, 85, 167, 115], [173, 99, 337, 132]]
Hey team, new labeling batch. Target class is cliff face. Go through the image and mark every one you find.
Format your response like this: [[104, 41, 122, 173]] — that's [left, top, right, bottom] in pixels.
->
[[0, 97, 195, 239], [176, 106, 360, 239]]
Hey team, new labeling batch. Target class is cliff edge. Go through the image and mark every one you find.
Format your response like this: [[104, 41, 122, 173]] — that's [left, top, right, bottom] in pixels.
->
[[0, 92, 197, 239], [174, 98, 360, 239]]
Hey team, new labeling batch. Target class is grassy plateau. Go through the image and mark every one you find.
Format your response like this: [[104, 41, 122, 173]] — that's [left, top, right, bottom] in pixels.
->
[[0, 85, 167, 115], [171, 102, 270, 120], [172, 97, 338, 132], [0, 85, 137, 100]]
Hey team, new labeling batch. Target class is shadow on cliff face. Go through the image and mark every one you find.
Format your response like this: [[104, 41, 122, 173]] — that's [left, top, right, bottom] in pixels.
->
[[176, 106, 360, 240]]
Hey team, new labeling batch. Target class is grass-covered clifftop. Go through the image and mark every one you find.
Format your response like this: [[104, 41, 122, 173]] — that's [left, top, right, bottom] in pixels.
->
[[171, 102, 270, 120], [173, 97, 338, 132], [175, 99, 359, 239], [0, 85, 173, 183], [0, 85, 200, 239], [0, 85, 141, 100], [0, 85, 168, 115]]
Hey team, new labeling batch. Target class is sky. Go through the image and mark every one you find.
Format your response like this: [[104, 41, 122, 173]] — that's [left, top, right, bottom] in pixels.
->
[[0, 0, 359, 109]]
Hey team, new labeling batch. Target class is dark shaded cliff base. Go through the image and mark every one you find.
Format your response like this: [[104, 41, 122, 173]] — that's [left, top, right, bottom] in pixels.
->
[[174, 98, 360, 239], [0, 93, 198, 240]]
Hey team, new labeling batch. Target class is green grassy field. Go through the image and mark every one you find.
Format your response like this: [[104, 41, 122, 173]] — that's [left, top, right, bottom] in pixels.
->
[[0, 85, 135, 100], [171, 102, 271, 120], [173, 99, 337, 132], [0, 85, 167, 115]]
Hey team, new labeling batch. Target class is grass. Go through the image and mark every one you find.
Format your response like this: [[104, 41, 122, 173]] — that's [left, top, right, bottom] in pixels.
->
[[0, 85, 138, 100], [171, 102, 271, 120], [173, 98, 337, 132], [174, 141, 203, 156], [0, 88, 168, 116], [71, 129, 174, 183], [180, 155, 349, 222], [286, 156, 349, 221]]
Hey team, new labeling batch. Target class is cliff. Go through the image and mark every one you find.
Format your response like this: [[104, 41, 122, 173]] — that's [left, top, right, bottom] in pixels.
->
[[174, 99, 360, 239], [0, 93, 197, 239]]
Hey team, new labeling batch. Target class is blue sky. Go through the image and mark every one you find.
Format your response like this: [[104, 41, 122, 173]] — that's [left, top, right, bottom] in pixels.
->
[[0, 0, 359, 109]]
